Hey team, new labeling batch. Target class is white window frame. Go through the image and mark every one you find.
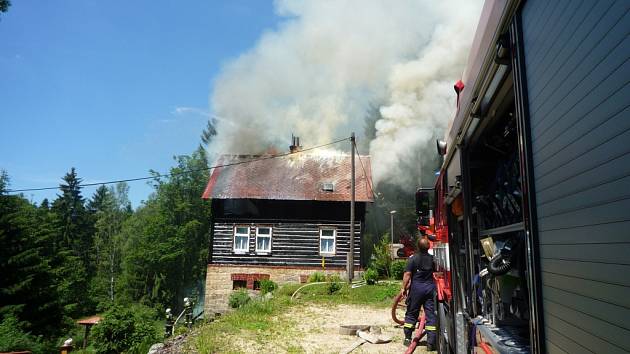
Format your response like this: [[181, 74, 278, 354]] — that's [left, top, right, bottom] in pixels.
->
[[319, 228, 336, 255], [233, 226, 250, 253], [255, 226, 272, 254]]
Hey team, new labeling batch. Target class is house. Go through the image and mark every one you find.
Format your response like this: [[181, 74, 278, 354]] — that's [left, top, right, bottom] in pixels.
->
[[201, 139, 373, 314]]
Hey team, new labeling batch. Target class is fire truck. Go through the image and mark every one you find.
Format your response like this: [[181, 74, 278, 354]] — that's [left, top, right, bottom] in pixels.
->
[[415, 0, 630, 353]]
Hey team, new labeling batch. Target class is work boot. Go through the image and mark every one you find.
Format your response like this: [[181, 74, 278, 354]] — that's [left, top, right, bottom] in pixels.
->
[[403, 338, 411, 347], [403, 328, 413, 346], [427, 343, 436, 351]]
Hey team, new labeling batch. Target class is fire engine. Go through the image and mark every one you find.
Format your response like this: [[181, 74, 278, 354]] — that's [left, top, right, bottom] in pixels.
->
[[414, 0, 630, 353]]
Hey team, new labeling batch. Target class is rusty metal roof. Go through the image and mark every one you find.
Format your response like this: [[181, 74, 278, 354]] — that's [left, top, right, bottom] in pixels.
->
[[202, 152, 374, 202]]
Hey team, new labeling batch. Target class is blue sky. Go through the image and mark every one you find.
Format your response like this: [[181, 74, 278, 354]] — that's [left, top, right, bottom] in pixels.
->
[[0, 1, 279, 206]]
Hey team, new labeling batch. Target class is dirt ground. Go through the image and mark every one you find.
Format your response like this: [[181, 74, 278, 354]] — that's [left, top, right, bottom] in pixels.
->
[[224, 303, 432, 354]]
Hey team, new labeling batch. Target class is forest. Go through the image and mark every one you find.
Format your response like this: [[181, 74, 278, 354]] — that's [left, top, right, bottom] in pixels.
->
[[0, 146, 211, 352]]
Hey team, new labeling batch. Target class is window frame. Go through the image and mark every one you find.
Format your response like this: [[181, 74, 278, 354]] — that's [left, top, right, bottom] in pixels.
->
[[233, 225, 250, 254], [255, 226, 273, 254], [319, 227, 336, 256]]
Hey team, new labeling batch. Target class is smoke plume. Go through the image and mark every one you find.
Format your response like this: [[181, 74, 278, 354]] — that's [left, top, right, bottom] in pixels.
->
[[209, 0, 482, 188]]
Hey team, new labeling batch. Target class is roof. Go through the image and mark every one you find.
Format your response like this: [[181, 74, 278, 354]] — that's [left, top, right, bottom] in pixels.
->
[[202, 152, 374, 202], [77, 315, 101, 325]]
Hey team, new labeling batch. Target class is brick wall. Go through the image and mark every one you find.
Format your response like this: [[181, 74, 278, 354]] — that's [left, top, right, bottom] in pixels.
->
[[204, 264, 359, 315]]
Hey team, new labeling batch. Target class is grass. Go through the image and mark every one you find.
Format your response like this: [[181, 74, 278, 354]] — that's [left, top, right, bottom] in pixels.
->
[[193, 281, 401, 353]]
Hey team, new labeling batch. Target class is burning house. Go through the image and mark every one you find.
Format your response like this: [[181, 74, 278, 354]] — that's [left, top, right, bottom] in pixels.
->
[[202, 138, 373, 314]]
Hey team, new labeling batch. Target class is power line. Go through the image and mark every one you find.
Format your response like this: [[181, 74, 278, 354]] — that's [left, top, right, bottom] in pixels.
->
[[6, 137, 350, 193]]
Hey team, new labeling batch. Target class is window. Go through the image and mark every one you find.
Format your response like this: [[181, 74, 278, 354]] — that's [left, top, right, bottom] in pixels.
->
[[322, 182, 334, 192], [319, 228, 336, 255], [233, 280, 247, 289], [255, 226, 272, 253], [233, 226, 250, 253]]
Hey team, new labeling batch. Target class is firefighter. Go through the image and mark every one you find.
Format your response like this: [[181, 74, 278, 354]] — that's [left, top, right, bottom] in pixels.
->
[[400, 237, 436, 350]]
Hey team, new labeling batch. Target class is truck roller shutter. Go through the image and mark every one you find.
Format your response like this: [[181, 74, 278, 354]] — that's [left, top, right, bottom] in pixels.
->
[[521, 0, 630, 353]]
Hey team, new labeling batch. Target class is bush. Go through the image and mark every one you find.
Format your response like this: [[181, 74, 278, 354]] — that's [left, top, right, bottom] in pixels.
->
[[228, 289, 251, 308], [91, 305, 159, 354], [326, 274, 343, 294], [327, 281, 342, 295], [370, 233, 392, 277], [308, 272, 326, 283], [326, 274, 342, 283], [0, 315, 47, 354], [363, 268, 378, 285], [260, 279, 278, 294], [390, 260, 407, 280]]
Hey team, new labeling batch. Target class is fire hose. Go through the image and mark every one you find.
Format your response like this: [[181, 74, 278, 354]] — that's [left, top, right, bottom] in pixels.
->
[[391, 293, 427, 354]]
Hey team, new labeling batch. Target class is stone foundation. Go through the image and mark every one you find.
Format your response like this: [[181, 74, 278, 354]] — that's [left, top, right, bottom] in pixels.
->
[[204, 264, 360, 315]]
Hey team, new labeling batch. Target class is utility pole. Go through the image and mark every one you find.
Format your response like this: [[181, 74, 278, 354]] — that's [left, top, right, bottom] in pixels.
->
[[348, 132, 356, 283], [390, 210, 397, 245]]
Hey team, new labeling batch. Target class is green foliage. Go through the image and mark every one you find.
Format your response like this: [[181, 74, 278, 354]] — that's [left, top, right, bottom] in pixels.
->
[[326, 274, 342, 282], [325, 274, 342, 294], [327, 281, 342, 295], [370, 233, 392, 277], [0, 0, 10, 16], [0, 192, 64, 337], [51, 167, 96, 316], [118, 147, 211, 308], [91, 305, 159, 354], [363, 268, 378, 285], [390, 260, 407, 280], [0, 315, 48, 354], [260, 279, 278, 294], [0, 147, 212, 350], [228, 289, 251, 308], [308, 272, 326, 283]]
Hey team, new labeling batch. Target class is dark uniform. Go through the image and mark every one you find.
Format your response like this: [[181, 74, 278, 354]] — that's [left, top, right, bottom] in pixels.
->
[[403, 250, 437, 347]]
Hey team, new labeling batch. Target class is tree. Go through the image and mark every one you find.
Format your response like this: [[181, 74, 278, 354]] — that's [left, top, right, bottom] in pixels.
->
[[119, 147, 211, 310], [200, 119, 217, 146], [0, 0, 10, 18], [91, 183, 130, 307], [0, 188, 63, 337], [51, 168, 95, 316], [0, 169, 8, 194]]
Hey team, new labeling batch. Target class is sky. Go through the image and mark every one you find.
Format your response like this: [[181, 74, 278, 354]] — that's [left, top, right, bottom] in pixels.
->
[[0, 1, 279, 206]]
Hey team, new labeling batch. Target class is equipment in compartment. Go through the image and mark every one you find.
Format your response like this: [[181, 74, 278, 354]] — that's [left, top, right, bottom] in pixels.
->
[[473, 111, 523, 230], [479, 231, 529, 325]]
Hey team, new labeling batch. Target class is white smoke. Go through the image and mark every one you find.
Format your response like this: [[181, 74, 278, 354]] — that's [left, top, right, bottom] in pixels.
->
[[209, 0, 482, 187]]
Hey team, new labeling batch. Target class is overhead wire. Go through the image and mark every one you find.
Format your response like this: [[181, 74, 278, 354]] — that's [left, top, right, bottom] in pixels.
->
[[6, 137, 351, 193]]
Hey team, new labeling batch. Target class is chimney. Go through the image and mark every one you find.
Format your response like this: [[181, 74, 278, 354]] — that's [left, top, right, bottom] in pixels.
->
[[289, 135, 302, 153]]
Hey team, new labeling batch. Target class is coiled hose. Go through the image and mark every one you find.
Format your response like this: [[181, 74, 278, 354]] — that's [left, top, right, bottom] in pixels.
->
[[488, 253, 512, 276]]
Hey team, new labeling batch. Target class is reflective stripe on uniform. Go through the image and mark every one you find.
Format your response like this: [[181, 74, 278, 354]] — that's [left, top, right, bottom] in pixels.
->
[[404, 323, 414, 328], [425, 325, 436, 331]]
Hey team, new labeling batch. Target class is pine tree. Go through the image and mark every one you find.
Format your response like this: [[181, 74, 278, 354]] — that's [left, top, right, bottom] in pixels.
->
[[51, 168, 95, 316], [200, 119, 217, 146], [0, 190, 63, 337]]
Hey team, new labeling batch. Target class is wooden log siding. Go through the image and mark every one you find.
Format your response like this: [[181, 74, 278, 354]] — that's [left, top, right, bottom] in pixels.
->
[[211, 220, 361, 267]]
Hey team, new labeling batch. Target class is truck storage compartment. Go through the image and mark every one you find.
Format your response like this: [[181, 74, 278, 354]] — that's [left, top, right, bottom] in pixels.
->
[[466, 82, 531, 350]]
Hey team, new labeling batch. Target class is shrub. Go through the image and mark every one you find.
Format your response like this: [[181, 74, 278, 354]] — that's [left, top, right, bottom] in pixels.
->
[[370, 233, 392, 277], [260, 279, 278, 294], [390, 260, 407, 280], [363, 268, 378, 285], [308, 272, 326, 283], [0, 315, 47, 354], [327, 281, 342, 295], [91, 305, 159, 354], [228, 289, 251, 308], [326, 274, 343, 294]]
